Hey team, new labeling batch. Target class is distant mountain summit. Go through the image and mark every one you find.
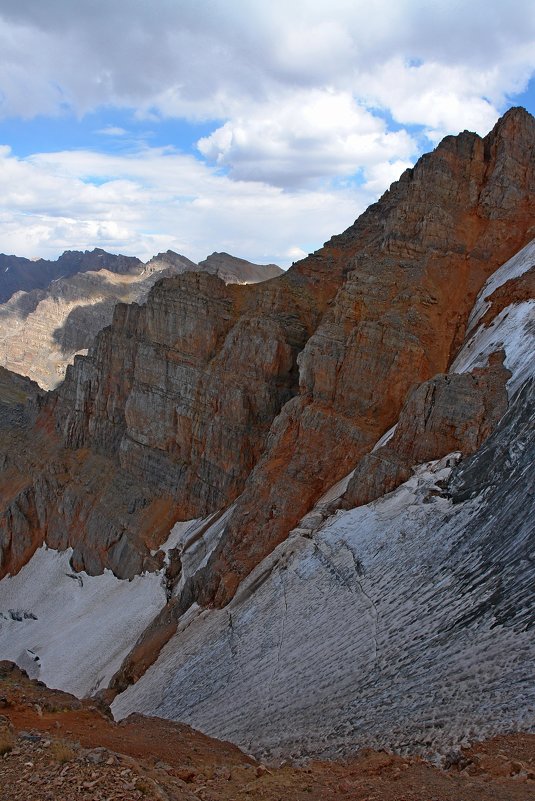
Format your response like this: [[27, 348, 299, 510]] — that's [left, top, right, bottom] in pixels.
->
[[143, 249, 282, 283], [142, 250, 199, 274], [0, 248, 142, 303], [198, 252, 283, 283]]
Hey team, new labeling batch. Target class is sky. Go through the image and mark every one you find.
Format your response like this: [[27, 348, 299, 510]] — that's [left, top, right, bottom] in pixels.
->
[[0, 0, 534, 266]]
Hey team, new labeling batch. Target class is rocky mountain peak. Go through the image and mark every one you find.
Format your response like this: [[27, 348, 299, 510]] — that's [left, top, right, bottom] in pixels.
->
[[198, 252, 284, 282]]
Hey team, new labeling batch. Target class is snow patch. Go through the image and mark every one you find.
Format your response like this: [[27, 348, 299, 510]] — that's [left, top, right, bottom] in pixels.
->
[[467, 237, 535, 331], [315, 472, 355, 506], [451, 300, 535, 395], [372, 424, 397, 452], [0, 547, 167, 697]]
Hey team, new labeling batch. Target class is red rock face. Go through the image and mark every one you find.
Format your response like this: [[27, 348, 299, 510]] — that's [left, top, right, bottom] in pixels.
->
[[201, 107, 535, 606], [477, 266, 535, 328], [54, 271, 310, 514], [342, 351, 511, 509], [0, 108, 534, 589]]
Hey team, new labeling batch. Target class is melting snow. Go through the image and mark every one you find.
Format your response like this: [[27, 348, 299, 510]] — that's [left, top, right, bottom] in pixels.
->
[[372, 424, 397, 452], [467, 237, 535, 331], [0, 547, 167, 697], [162, 507, 234, 595]]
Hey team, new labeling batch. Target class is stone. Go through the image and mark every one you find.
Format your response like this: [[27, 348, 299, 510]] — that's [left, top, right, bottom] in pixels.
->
[[0, 249, 282, 391], [342, 350, 510, 509]]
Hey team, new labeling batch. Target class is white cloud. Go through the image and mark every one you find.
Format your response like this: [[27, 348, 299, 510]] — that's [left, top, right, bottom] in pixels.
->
[[97, 126, 128, 137], [197, 89, 417, 187], [0, 0, 534, 255], [0, 144, 375, 264], [286, 246, 307, 261], [362, 159, 415, 194], [0, 1, 533, 122], [354, 58, 516, 142]]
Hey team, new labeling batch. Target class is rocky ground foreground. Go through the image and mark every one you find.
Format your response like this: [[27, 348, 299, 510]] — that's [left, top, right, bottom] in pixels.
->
[[0, 662, 534, 801]]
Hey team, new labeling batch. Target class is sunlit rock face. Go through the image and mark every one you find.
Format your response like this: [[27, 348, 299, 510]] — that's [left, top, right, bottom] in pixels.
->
[[197, 252, 283, 283], [0, 110, 534, 762], [341, 350, 511, 509]]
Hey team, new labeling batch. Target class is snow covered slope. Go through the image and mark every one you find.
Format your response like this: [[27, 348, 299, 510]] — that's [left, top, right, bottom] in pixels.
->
[[0, 509, 234, 698], [0, 547, 167, 697]]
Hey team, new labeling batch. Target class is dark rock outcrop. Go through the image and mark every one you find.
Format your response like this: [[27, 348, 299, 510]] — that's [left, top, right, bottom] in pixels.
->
[[0, 367, 44, 430]]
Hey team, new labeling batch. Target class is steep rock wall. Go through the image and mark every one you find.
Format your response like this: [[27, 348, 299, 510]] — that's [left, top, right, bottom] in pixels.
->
[[198, 107, 535, 605], [342, 350, 510, 508]]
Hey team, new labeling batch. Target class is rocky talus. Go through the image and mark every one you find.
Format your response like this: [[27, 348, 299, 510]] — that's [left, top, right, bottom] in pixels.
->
[[0, 108, 534, 590], [3, 663, 535, 801]]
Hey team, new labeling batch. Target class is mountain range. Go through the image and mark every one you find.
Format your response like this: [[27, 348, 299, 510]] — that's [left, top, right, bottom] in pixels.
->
[[0, 107, 533, 786]]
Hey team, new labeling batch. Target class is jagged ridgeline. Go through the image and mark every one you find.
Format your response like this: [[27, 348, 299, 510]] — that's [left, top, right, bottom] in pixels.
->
[[0, 248, 143, 303], [0, 107, 534, 760]]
